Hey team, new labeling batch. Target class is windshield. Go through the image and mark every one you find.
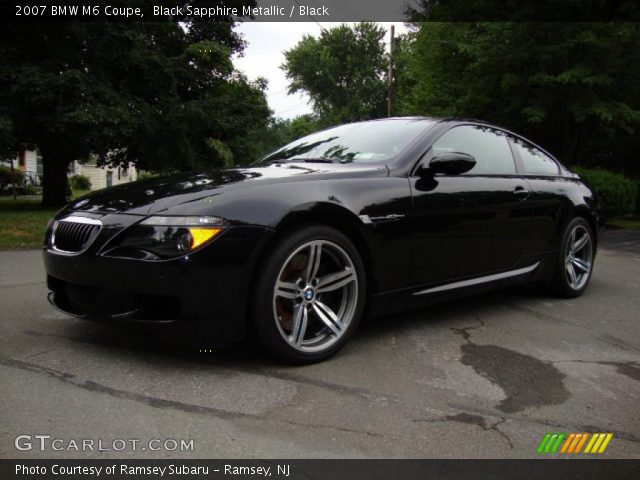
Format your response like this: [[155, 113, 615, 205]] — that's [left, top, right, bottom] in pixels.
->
[[258, 119, 434, 164]]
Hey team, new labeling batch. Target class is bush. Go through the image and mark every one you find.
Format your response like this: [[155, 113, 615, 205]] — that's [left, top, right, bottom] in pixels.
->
[[69, 174, 91, 190], [136, 170, 159, 181], [574, 167, 638, 218], [0, 165, 24, 188]]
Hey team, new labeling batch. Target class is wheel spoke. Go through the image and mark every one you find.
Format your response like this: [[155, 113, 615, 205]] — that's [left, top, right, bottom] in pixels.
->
[[572, 234, 589, 253], [313, 301, 342, 336], [566, 263, 578, 286], [275, 281, 299, 299], [569, 228, 576, 248], [572, 258, 590, 273], [305, 242, 322, 282], [317, 268, 356, 293], [289, 305, 308, 346]]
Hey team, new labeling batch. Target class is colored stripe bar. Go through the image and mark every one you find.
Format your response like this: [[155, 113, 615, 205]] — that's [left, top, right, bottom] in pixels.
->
[[537, 433, 552, 454], [584, 433, 599, 453], [550, 433, 565, 453], [574, 433, 589, 453], [568, 433, 583, 453], [560, 433, 575, 453], [545, 434, 559, 453], [598, 433, 613, 453]]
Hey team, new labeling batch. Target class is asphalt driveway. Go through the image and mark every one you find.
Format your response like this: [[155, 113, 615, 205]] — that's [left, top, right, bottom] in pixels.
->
[[0, 230, 638, 458]]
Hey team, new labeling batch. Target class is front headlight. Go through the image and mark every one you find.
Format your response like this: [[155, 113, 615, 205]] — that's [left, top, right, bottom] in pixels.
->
[[104, 216, 227, 260]]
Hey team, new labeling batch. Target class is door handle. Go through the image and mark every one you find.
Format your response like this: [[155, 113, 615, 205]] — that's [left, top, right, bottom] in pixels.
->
[[513, 186, 530, 200]]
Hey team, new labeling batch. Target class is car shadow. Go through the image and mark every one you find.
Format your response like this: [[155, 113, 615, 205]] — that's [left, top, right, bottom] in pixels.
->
[[47, 283, 547, 370]]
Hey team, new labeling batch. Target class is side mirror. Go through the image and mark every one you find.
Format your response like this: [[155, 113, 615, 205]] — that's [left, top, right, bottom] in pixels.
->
[[427, 152, 476, 176]]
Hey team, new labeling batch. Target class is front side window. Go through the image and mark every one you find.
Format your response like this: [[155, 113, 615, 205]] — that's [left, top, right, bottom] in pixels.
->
[[512, 138, 559, 175], [431, 125, 516, 175], [259, 119, 434, 164]]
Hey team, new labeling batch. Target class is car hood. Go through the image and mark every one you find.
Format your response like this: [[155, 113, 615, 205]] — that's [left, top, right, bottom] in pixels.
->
[[67, 162, 388, 215]]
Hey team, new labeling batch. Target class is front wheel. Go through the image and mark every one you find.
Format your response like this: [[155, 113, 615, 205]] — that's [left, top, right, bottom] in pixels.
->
[[550, 217, 595, 298], [251, 225, 366, 364]]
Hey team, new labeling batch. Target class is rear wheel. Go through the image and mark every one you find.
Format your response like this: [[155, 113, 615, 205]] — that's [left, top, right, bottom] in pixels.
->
[[251, 224, 366, 364], [550, 217, 595, 298]]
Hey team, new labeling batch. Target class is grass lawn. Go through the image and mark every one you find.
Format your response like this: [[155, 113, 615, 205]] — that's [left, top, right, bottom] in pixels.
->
[[0, 190, 89, 250], [607, 215, 640, 230], [0, 198, 56, 249]]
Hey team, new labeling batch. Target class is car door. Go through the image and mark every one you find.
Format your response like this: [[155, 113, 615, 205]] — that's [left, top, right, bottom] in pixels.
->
[[409, 124, 534, 287], [509, 136, 571, 255]]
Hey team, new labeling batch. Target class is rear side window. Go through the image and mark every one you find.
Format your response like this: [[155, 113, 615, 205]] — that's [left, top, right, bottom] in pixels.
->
[[512, 139, 559, 175], [431, 125, 516, 175]]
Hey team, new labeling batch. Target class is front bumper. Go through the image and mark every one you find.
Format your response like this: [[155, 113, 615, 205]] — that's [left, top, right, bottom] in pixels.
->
[[43, 222, 274, 341]]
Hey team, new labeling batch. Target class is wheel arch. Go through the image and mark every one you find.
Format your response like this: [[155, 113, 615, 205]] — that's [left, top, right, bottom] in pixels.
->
[[571, 205, 599, 249], [274, 202, 374, 286], [245, 202, 375, 327]]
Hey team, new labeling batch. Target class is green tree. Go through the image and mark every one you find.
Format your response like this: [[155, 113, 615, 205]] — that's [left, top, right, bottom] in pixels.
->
[[0, 1, 270, 206], [395, 22, 640, 173], [282, 22, 388, 126], [231, 114, 321, 165]]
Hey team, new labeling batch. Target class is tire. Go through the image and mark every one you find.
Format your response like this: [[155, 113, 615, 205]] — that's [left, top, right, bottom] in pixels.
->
[[550, 217, 595, 298], [250, 224, 367, 364]]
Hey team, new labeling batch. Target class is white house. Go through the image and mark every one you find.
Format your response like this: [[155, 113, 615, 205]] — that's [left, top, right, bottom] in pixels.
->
[[2, 149, 138, 190], [69, 158, 138, 190], [0, 149, 43, 186]]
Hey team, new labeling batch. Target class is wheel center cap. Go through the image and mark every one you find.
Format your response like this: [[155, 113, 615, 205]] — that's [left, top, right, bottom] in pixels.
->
[[303, 288, 315, 301]]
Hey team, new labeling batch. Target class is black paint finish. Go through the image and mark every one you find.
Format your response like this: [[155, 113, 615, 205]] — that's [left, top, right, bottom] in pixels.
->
[[42, 118, 602, 341]]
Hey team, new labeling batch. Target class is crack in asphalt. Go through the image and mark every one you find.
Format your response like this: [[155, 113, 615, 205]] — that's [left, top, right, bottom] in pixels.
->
[[446, 402, 640, 445], [22, 329, 398, 404], [451, 316, 571, 413], [0, 355, 387, 440], [246, 368, 396, 404], [413, 413, 513, 449]]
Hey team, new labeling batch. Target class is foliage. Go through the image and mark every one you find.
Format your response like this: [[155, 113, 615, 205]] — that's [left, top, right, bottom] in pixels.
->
[[573, 167, 638, 218], [0, 1, 269, 206], [405, 0, 640, 21], [0, 165, 24, 188], [136, 171, 160, 182], [282, 23, 388, 125], [69, 174, 92, 191], [231, 115, 322, 165], [394, 22, 640, 174]]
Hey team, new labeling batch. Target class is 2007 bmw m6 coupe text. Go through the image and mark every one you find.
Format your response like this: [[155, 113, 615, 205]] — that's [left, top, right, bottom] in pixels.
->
[[44, 118, 602, 363]]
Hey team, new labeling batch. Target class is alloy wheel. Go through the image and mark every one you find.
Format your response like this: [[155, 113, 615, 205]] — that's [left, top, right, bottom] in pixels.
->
[[564, 224, 593, 290], [273, 240, 358, 353]]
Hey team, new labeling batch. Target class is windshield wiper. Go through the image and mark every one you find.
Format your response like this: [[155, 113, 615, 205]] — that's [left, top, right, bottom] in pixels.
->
[[267, 158, 336, 164]]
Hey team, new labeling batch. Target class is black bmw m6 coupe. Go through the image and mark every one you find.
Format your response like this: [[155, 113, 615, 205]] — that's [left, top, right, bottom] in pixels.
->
[[44, 118, 602, 363]]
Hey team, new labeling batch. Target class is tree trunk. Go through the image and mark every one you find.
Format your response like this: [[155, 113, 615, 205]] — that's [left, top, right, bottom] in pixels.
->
[[41, 147, 71, 208]]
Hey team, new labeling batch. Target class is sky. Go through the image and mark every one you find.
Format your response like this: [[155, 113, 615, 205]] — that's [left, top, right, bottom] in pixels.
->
[[233, 22, 409, 119]]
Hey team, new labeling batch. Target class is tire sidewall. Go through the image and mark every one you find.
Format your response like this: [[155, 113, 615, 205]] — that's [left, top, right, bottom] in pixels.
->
[[251, 224, 367, 364]]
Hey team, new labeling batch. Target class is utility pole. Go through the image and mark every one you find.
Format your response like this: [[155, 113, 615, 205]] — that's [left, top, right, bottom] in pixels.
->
[[387, 25, 395, 118]]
